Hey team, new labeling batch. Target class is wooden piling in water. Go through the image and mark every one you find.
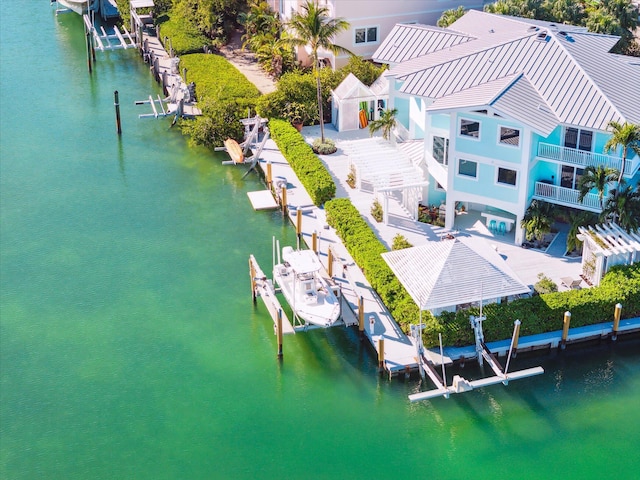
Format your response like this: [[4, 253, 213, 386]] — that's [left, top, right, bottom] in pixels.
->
[[114, 90, 122, 135], [327, 248, 333, 278], [281, 186, 287, 215], [358, 296, 364, 340], [249, 257, 256, 304], [561, 311, 571, 349], [85, 27, 93, 74], [612, 303, 622, 341], [378, 337, 385, 374], [266, 162, 272, 190], [276, 309, 283, 359], [312, 231, 317, 254]]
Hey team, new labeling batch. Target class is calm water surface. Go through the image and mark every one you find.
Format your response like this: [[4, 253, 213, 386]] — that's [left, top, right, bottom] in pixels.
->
[[1, 4, 639, 479]]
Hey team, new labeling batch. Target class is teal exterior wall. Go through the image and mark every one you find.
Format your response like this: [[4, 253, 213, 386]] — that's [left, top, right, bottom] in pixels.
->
[[431, 113, 450, 131], [453, 113, 524, 165], [395, 96, 410, 129], [453, 159, 520, 204]]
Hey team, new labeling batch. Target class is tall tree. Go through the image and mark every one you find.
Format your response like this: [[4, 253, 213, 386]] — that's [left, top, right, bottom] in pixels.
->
[[600, 182, 640, 232], [286, 1, 352, 142], [603, 121, 640, 188], [577, 164, 619, 209]]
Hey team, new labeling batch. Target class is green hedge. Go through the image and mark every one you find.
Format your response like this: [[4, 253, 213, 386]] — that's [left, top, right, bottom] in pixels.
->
[[326, 197, 640, 348], [179, 54, 260, 107], [157, 12, 211, 55], [269, 119, 336, 206]]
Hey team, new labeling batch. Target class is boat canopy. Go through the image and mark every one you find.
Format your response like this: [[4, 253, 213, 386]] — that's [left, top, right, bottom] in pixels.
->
[[283, 249, 322, 275]]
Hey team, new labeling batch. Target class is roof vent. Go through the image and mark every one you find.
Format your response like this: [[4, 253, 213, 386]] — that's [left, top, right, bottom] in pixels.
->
[[536, 31, 550, 42], [558, 31, 575, 42], [528, 26, 538, 31]]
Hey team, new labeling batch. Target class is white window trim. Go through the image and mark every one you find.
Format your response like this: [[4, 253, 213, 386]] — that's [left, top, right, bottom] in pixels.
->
[[563, 126, 593, 152], [457, 158, 479, 180], [495, 166, 518, 188], [431, 134, 449, 166], [353, 25, 380, 46], [497, 125, 521, 148], [459, 118, 481, 141]]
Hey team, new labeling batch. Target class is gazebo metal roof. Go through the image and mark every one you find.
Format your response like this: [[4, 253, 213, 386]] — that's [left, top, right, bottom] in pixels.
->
[[382, 237, 530, 311]]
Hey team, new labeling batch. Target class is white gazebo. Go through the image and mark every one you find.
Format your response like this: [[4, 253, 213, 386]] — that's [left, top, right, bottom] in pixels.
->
[[578, 223, 640, 286], [381, 237, 531, 315], [342, 138, 428, 223], [331, 73, 388, 132]]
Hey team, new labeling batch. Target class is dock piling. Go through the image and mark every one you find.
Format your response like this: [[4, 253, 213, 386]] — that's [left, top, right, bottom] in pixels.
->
[[114, 91, 122, 135], [276, 309, 283, 358], [612, 303, 622, 341], [561, 311, 571, 350], [327, 247, 333, 278], [266, 161, 272, 190], [312, 231, 317, 254], [358, 296, 364, 340], [296, 209, 302, 249], [378, 337, 385, 374], [281, 186, 288, 216], [249, 258, 257, 304]]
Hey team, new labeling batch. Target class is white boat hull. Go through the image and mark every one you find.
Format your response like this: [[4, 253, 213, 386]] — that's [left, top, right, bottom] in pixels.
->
[[56, 0, 97, 15], [273, 248, 341, 328]]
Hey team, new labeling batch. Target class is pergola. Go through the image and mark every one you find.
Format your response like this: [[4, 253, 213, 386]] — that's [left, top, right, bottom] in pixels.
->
[[578, 223, 640, 286], [342, 138, 428, 223], [381, 237, 531, 314]]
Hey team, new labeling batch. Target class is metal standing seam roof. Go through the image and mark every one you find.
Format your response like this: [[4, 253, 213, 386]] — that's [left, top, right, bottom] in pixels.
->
[[372, 23, 473, 65], [380, 10, 637, 131], [381, 237, 531, 311]]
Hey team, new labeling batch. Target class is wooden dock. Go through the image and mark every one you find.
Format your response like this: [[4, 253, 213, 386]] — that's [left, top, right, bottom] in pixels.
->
[[249, 139, 454, 377]]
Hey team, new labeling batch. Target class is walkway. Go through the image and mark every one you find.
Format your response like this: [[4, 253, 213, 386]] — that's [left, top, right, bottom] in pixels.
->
[[218, 29, 276, 95]]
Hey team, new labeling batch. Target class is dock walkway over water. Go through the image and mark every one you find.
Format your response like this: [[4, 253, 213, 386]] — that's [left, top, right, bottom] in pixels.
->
[[251, 137, 454, 377]]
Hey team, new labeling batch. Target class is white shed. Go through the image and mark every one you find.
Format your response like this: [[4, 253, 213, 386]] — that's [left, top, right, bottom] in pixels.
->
[[331, 73, 388, 132]]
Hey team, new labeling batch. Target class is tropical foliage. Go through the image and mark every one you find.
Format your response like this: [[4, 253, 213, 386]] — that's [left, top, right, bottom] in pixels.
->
[[368, 108, 397, 141], [604, 121, 640, 187], [521, 200, 556, 243], [269, 119, 336, 205], [577, 165, 619, 208], [601, 182, 640, 232], [566, 209, 597, 253], [286, 0, 352, 142], [437, 6, 467, 27]]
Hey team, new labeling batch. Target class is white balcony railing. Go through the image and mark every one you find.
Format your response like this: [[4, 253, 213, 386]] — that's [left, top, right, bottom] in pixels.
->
[[533, 182, 603, 212], [537, 143, 634, 175]]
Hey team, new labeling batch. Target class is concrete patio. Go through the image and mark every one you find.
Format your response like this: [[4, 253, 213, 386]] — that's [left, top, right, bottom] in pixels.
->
[[302, 124, 584, 292]]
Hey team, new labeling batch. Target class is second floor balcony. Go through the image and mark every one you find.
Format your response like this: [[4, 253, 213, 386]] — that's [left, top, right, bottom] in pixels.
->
[[537, 143, 635, 176], [533, 181, 603, 213]]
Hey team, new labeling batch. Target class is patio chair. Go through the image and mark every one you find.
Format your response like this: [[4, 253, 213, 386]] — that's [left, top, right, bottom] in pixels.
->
[[561, 277, 582, 289], [488, 219, 497, 233], [498, 222, 506, 235]]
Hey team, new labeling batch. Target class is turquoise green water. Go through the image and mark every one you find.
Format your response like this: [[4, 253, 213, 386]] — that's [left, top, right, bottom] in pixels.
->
[[1, 5, 639, 479]]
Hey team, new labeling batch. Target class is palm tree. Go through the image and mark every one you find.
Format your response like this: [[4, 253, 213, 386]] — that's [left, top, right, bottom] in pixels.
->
[[437, 6, 466, 27], [521, 200, 556, 245], [577, 164, 619, 209], [566, 210, 597, 254], [368, 108, 397, 141], [601, 182, 640, 232], [603, 121, 640, 188], [286, 1, 352, 142]]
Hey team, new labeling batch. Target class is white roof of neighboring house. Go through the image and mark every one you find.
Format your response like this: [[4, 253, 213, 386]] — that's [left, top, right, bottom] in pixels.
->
[[373, 23, 473, 65], [381, 237, 530, 311], [379, 10, 640, 131]]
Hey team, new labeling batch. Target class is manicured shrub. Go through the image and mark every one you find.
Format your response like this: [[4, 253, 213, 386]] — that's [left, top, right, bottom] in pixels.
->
[[269, 119, 336, 205], [157, 12, 211, 55]]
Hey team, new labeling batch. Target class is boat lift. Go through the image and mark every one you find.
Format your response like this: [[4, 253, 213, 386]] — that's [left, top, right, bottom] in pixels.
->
[[82, 14, 135, 51], [216, 116, 271, 175], [408, 315, 544, 402]]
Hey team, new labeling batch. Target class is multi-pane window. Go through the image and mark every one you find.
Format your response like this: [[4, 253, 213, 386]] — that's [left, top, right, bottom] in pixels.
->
[[432, 136, 449, 165], [560, 165, 585, 189], [564, 127, 593, 151], [497, 167, 517, 186], [460, 119, 480, 138], [355, 27, 378, 44], [458, 159, 477, 178], [499, 127, 520, 146]]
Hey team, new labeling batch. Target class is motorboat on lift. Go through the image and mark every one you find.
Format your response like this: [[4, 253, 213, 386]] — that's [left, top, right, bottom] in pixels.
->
[[273, 246, 341, 328]]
